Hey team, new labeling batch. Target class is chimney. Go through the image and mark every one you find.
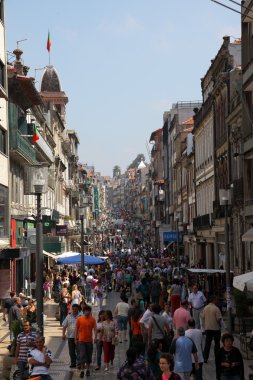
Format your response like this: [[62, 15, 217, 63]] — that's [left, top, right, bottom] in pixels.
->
[[13, 48, 24, 75]]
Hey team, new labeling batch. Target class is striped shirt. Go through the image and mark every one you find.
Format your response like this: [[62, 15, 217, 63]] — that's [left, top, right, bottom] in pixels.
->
[[62, 312, 79, 338], [17, 331, 37, 362]]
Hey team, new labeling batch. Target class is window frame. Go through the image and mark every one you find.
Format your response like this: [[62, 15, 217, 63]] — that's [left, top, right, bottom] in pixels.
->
[[0, 126, 7, 155]]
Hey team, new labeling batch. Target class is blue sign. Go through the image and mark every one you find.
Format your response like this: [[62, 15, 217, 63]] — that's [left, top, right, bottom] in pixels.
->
[[163, 231, 182, 242]]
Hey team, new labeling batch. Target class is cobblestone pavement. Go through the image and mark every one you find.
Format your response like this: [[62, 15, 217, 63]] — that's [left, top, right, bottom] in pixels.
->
[[0, 291, 253, 379]]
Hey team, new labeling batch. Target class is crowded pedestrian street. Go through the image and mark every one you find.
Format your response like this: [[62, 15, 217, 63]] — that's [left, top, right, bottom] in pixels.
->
[[2, 1, 253, 380], [0, 271, 253, 380]]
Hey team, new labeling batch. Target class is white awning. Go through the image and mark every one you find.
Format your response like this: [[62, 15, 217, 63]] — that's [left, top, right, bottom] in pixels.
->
[[242, 228, 253, 242], [43, 250, 58, 259], [233, 271, 253, 292]]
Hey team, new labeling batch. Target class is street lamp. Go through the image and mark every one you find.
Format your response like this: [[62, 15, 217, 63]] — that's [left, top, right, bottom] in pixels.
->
[[79, 207, 85, 277], [32, 166, 48, 335], [24, 165, 48, 334], [219, 189, 232, 333]]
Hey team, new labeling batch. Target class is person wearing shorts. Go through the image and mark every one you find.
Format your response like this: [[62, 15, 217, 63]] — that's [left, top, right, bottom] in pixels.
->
[[75, 305, 97, 378]]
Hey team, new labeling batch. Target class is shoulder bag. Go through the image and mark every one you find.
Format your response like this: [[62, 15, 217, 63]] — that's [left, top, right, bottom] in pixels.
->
[[152, 316, 172, 351]]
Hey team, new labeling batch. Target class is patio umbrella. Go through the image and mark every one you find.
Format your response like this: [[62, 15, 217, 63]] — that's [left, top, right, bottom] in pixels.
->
[[233, 271, 253, 292], [57, 254, 105, 266]]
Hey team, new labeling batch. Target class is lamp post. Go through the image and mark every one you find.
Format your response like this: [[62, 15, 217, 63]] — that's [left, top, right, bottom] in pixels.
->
[[219, 189, 232, 333], [24, 165, 48, 335], [33, 167, 48, 336], [79, 207, 85, 277]]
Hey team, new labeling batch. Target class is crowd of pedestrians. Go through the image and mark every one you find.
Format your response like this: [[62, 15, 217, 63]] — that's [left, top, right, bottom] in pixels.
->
[[3, 246, 246, 380]]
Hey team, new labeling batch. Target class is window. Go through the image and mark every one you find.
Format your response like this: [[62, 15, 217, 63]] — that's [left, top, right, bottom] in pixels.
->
[[0, 0, 3, 23], [0, 61, 5, 89], [0, 185, 8, 237], [0, 127, 6, 155]]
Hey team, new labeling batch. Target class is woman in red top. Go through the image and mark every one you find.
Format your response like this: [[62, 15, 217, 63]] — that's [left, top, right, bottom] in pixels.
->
[[159, 353, 181, 380], [130, 309, 143, 344]]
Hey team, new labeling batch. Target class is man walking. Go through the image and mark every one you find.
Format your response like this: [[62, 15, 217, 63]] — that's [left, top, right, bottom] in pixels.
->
[[9, 297, 22, 341], [15, 320, 37, 379], [62, 303, 80, 369], [170, 327, 199, 380], [202, 295, 222, 364], [188, 284, 206, 330], [173, 300, 191, 331], [185, 319, 204, 380], [75, 305, 97, 378]]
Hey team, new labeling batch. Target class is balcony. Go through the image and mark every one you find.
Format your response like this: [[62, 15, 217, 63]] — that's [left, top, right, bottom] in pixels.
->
[[10, 130, 37, 165], [34, 132, 54, 164], [193, 213, 212, 229]]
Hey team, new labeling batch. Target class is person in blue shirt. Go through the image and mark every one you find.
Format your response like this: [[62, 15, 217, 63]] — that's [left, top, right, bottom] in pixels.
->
[[170, 327, 199, 380]]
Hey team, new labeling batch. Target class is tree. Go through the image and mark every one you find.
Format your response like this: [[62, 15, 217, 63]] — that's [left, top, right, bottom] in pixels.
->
[[113, 165, 121, 178], [127, 153, 145, 169]]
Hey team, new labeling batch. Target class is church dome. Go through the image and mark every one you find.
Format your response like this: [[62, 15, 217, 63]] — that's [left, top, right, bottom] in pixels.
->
[[40, 65, 61, 92]]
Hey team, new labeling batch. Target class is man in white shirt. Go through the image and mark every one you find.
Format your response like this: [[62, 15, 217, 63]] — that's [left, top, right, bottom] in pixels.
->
[[140, 304, 154, 350], [188, 284, 206, 330], [185, 319, 203, 380]]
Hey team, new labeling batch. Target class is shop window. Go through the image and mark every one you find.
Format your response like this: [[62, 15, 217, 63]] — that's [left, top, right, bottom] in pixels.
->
[[0, 185, 8, 237], [0, 126, 7, 155]]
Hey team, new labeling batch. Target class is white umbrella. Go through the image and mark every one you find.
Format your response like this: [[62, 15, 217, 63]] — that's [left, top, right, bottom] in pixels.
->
[[56, 251, 80, 259], [233, 271, 253, 292]]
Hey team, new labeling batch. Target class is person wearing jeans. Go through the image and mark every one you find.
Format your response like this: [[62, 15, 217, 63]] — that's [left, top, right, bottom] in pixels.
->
[[62, 303, 80, 368], [114, 295, 129, 343], [95, 310, 105, 370]]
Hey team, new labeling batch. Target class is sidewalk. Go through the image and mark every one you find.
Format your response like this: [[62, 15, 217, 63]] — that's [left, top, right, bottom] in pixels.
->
[[0, 293, 253, 379]]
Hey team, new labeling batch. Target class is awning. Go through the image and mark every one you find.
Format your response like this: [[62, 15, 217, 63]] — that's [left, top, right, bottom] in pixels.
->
[[242, 228, 253, 242], [43, 250, 58, 259], [233, 271, 253, 292]]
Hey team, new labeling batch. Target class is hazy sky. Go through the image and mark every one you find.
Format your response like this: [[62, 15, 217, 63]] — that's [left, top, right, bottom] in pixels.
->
[[5, 0, 240, 176]]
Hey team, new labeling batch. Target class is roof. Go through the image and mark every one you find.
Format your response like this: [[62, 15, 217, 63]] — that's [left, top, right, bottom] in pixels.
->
[[149, 128, 162, 142], [41, 65, 61, 92]]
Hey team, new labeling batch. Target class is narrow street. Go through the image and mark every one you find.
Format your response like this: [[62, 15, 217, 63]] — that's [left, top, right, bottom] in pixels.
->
[[0, 290, 252, 379]]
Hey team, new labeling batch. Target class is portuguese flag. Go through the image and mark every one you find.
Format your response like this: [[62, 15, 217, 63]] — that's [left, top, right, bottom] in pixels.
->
[[47, 31, 51, 52], [32, 125, 40, 144]]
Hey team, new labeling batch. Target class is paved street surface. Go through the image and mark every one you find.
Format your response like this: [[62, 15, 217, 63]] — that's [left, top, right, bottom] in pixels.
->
[[0, 291, 252, 379]]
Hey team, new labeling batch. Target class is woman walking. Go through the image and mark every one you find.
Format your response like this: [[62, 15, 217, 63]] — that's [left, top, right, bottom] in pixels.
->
[[94, 280, 104, 311], [101, 310, 118, 371], [114, 294, 129, 343], [95, 310, 105, 371], [71, 284, 82, 306]]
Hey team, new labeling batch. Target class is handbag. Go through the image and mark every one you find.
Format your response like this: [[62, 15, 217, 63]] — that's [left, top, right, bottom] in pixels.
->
[[152, 316, 172, 351], [112, 336, 119, 346]]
